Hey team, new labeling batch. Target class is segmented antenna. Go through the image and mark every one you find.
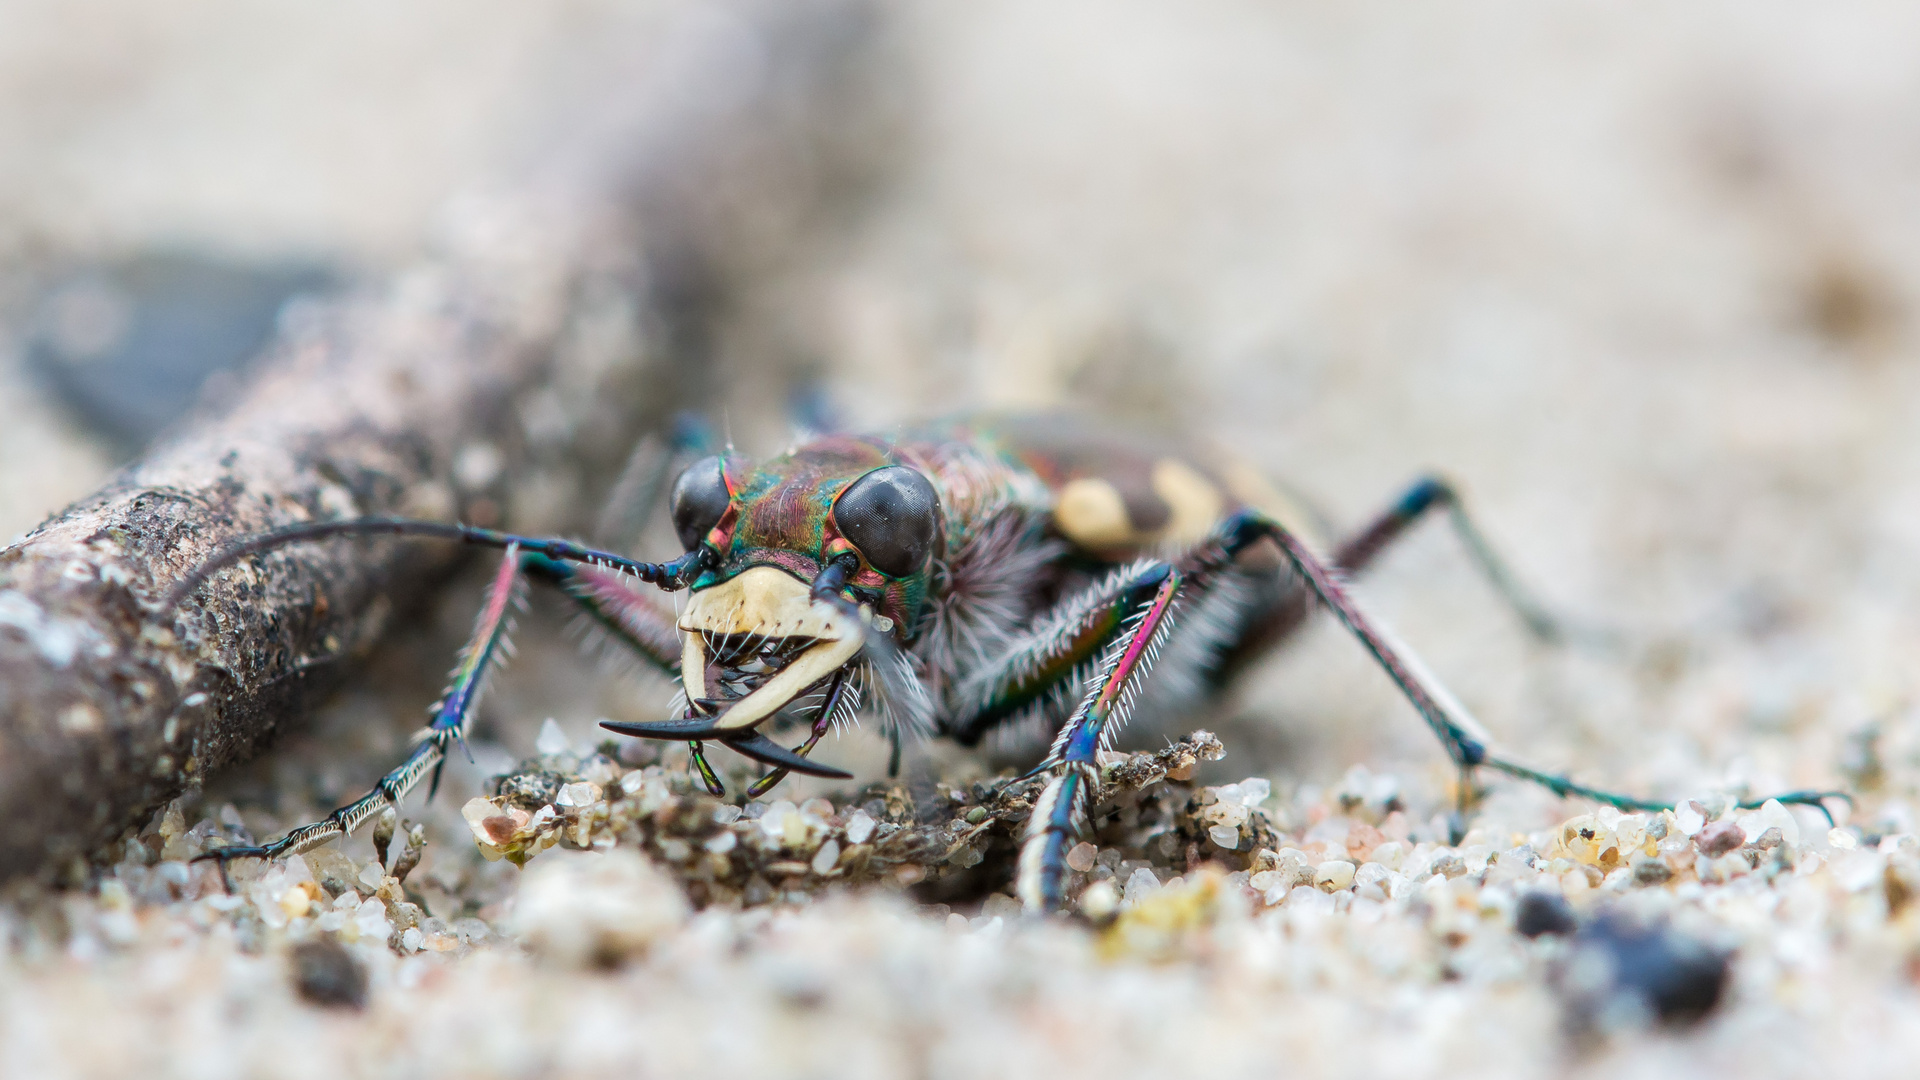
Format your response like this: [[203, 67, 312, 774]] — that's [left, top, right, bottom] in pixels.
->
[[161, 517, 708, 614]]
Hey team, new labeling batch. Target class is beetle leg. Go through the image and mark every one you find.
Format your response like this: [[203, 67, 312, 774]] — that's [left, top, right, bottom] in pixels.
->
[[196, 545, 527, 872], [1333, 475, 1611, 648], [946, 560, 1186, 746], [1016, 508, 1848, 910], [1213, 475, 1611, 684], [1209, 511, 1846, 836], [521, 551, 682, 677], [1017, 569, 1183, 911]]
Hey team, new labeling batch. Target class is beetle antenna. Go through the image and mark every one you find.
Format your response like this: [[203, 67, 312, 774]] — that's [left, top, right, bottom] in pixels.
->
[[161, 517, 707, 614]]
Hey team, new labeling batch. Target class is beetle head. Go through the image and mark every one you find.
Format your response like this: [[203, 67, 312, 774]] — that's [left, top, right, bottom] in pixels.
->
[[663, 437, 941, 733]]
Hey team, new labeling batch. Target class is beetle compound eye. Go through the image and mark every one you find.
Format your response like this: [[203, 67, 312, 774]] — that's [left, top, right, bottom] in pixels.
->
[[833, 465, 939, 577], [669, 455, 732, 551]]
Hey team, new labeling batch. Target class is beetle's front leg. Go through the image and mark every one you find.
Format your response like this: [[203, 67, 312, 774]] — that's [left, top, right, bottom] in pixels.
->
[[197, 545, 530, 876]]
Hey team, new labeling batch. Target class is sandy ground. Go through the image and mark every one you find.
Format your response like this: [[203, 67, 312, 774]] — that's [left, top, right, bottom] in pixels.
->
[[6, 2, 1920, 1077]]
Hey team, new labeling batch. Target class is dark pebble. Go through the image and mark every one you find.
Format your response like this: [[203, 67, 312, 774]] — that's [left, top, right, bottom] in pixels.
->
[[1515, 890, 1578, 937], [1565, 911, 1729, 1027], [1696, 822, 1745, 857], [292, 937, 369, 1011]]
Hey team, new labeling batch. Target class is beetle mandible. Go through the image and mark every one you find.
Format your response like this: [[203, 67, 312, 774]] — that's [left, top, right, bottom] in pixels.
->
[[171, 413, 1842, 910]]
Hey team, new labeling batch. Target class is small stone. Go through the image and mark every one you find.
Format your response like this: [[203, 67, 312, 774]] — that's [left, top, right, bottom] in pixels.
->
[[1631, 856, 1674, 886], [1123, 867, 1161, 904], [1830, 828, 1859, 850], [1674, 800, 1707, 836], [1748, 799, 1800, 847], [1079, 880, 1119, 920], [704, 831, 737, 854], [1285, 885, 1333, 912], [353, 898, 392, 944], [1065, 842, 1098, 873], [1353, 862, 1393, 897], [965, 807, 989, 825], [1515, 890, 1577, 937], [1209, 824, 1241, 850], [1314, 860, 1356, 891], [1215, 778, 1271, 808], [578, 753, 620, 786], [556, 781, 602, 808], [1696, 822, 1744, 857], [811, 840, 841, 875], [1368, 841, 1406, 870], [1428, 854, 1468, 879], [1248, 870, 1286, 896], [291, 938, 367, 1010], [1559, 911, 1730, 1029], [400, 927, 424, 953], [845, 810, 876, 844], [535, 718, 571, 756], [279, 886, 312, 920]]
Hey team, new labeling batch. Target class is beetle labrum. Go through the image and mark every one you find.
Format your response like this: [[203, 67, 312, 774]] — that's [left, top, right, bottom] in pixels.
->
[[171, 415, 1843, 911]]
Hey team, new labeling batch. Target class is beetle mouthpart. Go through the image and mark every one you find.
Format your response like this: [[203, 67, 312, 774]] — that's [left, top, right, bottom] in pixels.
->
[[675, 566, 869, 732]]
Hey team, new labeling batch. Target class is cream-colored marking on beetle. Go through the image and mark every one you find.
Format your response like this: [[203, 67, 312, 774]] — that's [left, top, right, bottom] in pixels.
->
[[677, 567, 867, 731], [681, 631, 705, 701], [707, 635, 863, 730], [1150, 459, 1225, 547], [680, 567, 851, 641], [1055, 477, 1134, 549]]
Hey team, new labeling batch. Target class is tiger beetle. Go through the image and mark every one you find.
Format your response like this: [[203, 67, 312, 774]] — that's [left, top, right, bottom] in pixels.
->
[[171, 414, 1847, 912]]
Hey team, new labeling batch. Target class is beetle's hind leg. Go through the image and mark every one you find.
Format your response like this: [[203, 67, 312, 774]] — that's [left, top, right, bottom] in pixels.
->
[[1213, 475, 1608, 685], [1335, 475, 1616, 649], [196, 545, 530, 878]]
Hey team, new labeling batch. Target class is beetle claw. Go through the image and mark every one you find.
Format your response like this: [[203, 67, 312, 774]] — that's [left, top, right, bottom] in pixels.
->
[[601, 716, 734, 740], [718, 731, 853, 779]]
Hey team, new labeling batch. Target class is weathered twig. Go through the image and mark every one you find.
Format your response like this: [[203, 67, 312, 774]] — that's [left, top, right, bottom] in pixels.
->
[[0, 1, 891, 882]]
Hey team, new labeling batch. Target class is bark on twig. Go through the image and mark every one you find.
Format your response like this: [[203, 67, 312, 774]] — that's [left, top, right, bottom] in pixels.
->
[[0, 1, 892, 882]]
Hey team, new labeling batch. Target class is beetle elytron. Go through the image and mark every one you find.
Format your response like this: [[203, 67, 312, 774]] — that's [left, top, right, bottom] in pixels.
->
[[176, 414, 1842, 910]]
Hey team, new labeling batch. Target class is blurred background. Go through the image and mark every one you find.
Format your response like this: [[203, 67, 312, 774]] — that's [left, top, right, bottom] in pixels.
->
[[6, 0, 1920, 841]]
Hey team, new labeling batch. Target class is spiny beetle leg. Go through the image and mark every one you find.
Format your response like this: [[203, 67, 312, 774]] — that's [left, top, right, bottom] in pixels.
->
[[192, 546, 526, 874], [1017, 569, 1182, 912], [523, 554, 682, 677], [1222, 508, 1846, 857], [946, 561, 1178, 747]]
